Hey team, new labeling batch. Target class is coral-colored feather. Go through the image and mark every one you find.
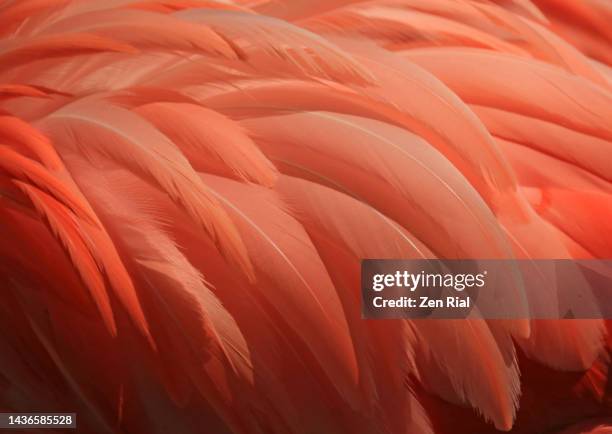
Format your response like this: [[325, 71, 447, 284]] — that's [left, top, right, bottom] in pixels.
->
[[1, 1, 611, 433]]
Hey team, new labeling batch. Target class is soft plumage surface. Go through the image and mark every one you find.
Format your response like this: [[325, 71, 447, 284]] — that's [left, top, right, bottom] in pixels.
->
[[0, 0, 611, 433]]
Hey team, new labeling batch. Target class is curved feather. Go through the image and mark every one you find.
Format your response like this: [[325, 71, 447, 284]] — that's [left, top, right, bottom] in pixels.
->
[[38, 99, 254, 279], [31, 9, 237, 58], [175, 9, 374, 85], [0, 84, 49, 99], [279, 177, 519, 429], [303, 5, 529, 56], [0, 33, 137, 71], [473, 105, 612, 183], [69, 161, 255, 425], [406, 48, 612, 141], [200, 173, 360, 407], [14, 181, 117, 336], [242, 110, 516, 259], [0, 115, 62, 169], [0, 145, 95, 222], [135, 102, 278, 186]]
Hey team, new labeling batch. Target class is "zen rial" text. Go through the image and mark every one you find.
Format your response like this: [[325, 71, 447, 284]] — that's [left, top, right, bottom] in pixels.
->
[[372, 296, 471, 309]]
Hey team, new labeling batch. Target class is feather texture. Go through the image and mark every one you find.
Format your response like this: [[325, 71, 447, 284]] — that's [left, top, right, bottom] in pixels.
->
[[1, 1, 611, 434]]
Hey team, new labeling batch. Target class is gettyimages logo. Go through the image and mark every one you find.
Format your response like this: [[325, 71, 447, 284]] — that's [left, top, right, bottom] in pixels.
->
[[361, 259, 612, 319], [371, 270, 487, 292]]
